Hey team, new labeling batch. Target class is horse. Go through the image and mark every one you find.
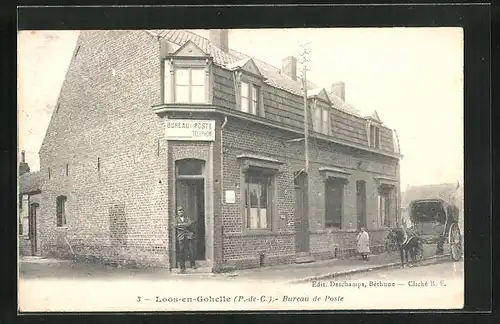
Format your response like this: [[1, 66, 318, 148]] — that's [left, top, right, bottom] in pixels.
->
[[386, 227, 424, 268]]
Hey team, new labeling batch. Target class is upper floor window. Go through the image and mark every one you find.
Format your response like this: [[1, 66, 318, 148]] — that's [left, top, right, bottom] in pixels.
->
[[313, 104, 330, 135], [56, 195, 67, 227], [241, 81, 260, 115], [175, 68, 206, 103], [369, 124, 381, 149]]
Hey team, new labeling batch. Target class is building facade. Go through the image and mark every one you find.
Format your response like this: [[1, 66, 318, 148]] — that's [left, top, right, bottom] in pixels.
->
[[39, 30, 402, 271], [19, 167, 42, 257]]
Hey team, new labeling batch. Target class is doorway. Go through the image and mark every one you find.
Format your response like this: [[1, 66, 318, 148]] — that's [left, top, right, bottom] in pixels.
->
[[176, 178, 205, 261], [356, 180, 367, 229], [29, 203, 39, 255], [294, 171, 309, 253]]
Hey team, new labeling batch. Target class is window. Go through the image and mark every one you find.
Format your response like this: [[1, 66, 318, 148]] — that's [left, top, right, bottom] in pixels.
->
[[322, 109, 329, 135], [356, 180, 367, 229], [244, 171, 273, 229], [369, 124, 381, 149], [325, 179, 344, 229], [56, 196, 67, 227], [240, 81, 259, 115], [313, 104, 330, 135], [175, 68, 205, 103], [176, 159, 205, 176], [377, 186, 393, 227]]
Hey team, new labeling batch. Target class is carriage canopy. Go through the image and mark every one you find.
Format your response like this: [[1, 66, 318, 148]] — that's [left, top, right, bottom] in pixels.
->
[[409, 199, 459, 225]]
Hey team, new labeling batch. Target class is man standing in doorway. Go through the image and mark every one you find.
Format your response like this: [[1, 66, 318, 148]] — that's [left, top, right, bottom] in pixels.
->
[[175, 206, 196, 273]]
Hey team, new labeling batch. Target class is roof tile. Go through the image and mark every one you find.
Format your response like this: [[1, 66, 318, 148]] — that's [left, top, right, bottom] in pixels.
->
[[19, 171, 42, 194], [148, 29, 362, 116]]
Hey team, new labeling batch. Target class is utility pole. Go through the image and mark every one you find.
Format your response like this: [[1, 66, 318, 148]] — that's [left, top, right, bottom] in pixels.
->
[[299, 42, 311, 175], [298, 42, 312, 256]]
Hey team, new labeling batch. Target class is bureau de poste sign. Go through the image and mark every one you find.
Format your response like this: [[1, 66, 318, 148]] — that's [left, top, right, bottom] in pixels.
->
[[165, 119, 216, 141]]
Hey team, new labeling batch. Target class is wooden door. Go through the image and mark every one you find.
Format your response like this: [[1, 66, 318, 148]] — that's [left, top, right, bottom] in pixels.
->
[[294, 172, 309, 253], [176, 179, 205, 261]]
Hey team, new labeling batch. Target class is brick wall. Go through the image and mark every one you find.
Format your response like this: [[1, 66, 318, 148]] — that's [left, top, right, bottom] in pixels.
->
[[220, 117, 399, 268], [38, 30, 400, 270], [39, 30, 170, 267], [19, 193, 41, 256]]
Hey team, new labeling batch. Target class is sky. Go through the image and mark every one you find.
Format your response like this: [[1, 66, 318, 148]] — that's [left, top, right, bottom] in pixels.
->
[[17, 28, 463, 189]]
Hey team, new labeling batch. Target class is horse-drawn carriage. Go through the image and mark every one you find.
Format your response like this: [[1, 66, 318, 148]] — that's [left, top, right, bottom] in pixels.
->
[[387, 198, 463, 266]]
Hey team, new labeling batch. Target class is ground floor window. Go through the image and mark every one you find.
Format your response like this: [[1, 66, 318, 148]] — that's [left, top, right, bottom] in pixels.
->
[[56, 196, 67, 227], [377, 186, 394, 228], [244, 170, 273, 230], [325, 178, 345, 229]]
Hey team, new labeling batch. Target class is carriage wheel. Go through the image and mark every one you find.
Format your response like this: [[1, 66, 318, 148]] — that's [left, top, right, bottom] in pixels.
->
[[448, 223, 462, 261]]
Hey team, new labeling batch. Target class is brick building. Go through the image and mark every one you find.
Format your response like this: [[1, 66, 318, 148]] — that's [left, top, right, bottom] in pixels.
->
[[18, 151, 42, 256], [39, 30, 402, 271]]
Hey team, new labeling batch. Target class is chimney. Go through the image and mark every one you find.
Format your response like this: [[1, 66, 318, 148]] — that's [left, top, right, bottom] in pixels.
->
[[281, 56, 297, 81], [209, 29, 229, 53], [21, 150, 25, 163], [331, 81, 346, 101]]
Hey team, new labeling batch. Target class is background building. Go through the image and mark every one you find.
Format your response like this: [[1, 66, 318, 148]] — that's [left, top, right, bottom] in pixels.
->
[[18, 150, 42, 256], [38, 30, 401, 271]]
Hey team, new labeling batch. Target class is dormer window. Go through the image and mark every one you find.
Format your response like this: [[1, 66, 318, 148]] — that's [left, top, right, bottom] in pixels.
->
[[370, 124, 381, 149], [366, 111, 382, 149], [174, 68, 206, 103], [308, 89, 331, 135], [163, 40, 212, 105], [227, 58, 265, 118], [313, 105, 330, 135], [241, 81, 260, 115]]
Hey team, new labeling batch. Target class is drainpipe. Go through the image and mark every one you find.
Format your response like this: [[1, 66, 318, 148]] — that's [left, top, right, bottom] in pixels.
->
[[220, 115, 228, 270]]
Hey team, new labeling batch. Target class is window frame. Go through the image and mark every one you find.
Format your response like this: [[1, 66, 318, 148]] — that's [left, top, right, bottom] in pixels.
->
[[243, 171, 273, 231], [376, 186, 393, 228], [164, 57, 212, 105], [174, 67, 206, 104], [324, 178, 345, 229], [56, 195, 67, 228], [369, 123, 381, 149], [240, 80, 260, 116], [312, 100, 330, 135], [238, 158, 282, 236]]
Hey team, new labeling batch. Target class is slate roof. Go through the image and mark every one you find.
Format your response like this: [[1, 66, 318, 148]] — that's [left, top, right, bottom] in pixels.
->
[[19, 171, 42, 194], [147, 29, 361, 115]]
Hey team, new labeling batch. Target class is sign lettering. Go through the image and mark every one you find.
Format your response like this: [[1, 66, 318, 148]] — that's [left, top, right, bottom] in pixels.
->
[[165, 119, 216, 141]]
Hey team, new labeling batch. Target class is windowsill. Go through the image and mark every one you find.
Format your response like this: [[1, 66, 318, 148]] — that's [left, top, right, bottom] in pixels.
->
[[242, 228, 275, 236], [56, 226, 68, 229]]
